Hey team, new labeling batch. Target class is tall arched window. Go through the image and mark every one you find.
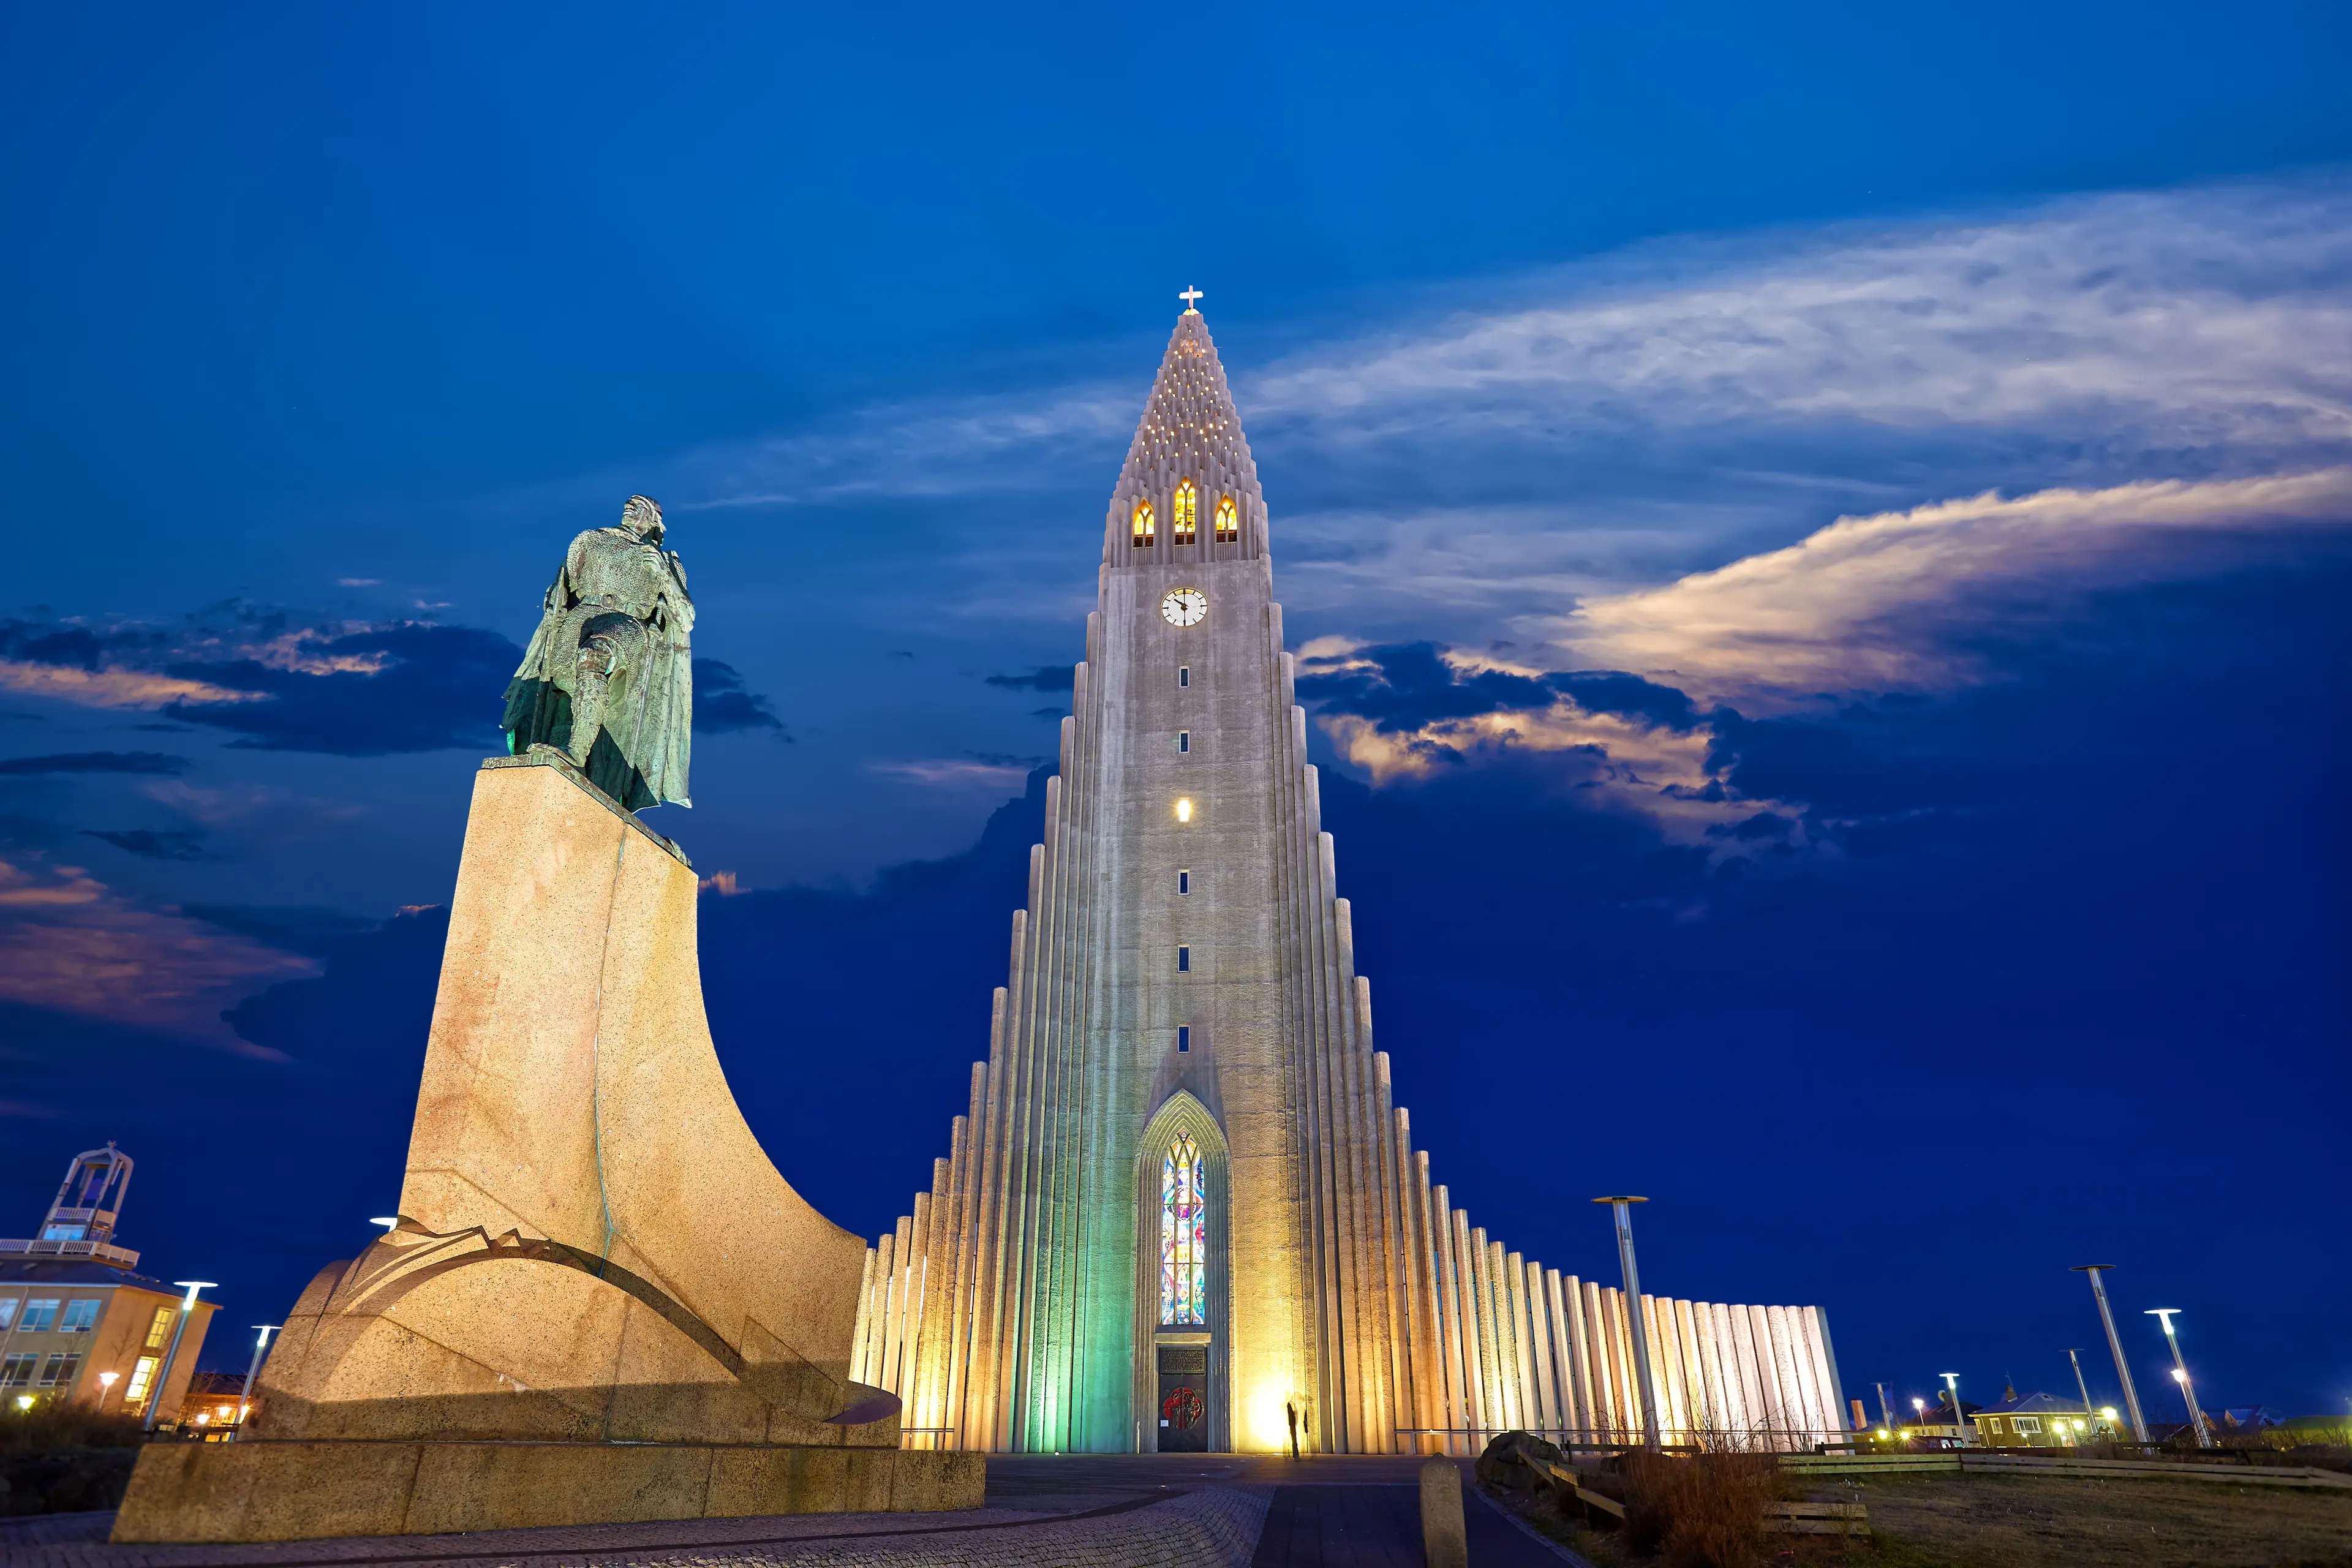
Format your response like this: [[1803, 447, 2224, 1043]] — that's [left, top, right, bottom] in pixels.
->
[[1159, 1133, 1206, 1325], [1173, 480, 1198, 543], [1132, 499, 1156, 547], [1213, 495, 1240, 543]]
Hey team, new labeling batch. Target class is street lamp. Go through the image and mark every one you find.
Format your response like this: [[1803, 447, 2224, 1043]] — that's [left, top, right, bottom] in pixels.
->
[[1593, 1197, 1660, 1451], [2064, 1349, 2096, 1439], [2146, 1311, 2212, 1447], [236, 1325, 279, 1428], [2070, 1265, 2149, 1441], [141, 1281, 216, 1433], [96, 1370, 119, 1411], [1941, 1373, 1967, 1446]]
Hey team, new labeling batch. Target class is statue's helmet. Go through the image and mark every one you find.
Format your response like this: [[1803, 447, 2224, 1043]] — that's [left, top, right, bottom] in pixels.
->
[[621, 495, 665, 543]]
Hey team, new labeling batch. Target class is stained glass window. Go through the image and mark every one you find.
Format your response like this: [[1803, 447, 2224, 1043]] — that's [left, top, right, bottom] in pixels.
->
[[1214, 495, 1240, 542], [1174, 481, 1198, 543], [1132, 500, 1155, 546], [1159, 1133, 1206, 1325]]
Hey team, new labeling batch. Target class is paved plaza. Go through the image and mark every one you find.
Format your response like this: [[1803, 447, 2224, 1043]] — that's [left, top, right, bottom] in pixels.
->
[[0, 1457, 1577, 1568]]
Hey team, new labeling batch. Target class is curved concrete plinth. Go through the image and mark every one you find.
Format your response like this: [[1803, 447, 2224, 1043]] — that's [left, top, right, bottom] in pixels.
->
[[114, 755, 943, 1544]]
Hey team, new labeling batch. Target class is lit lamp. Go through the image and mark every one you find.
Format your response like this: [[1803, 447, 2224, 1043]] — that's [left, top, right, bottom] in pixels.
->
[[2145, 1309, 2212, 1448], [13, 1395, 32, 1412], [140, 1281, 216, 1433], [1174, 799, 1193, 824], [1942, 1373, 1967, 1446], [96, 1370, 119, 1410]]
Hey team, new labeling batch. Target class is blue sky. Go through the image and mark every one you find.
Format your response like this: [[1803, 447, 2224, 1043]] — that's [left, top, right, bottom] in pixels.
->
[[4, 3, 2348, 1421]]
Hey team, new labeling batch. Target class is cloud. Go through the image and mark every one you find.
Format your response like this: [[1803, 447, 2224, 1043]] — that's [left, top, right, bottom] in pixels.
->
[[1295, 639, 1787, 846], [0, 606, 523, 754], [0, 752, 189, 776], [692, 658, 788, 736], [80, 828, 211, 861], [867, 758, 1038, 791], [1245, 181, 2352, 456], [1565, 468, 2352, 704], [984, 665, 1077, 692], [0, 856, 313, 1044]]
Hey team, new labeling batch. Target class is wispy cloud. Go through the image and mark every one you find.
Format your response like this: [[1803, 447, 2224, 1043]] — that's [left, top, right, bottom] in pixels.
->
[[0, 856, 313, 1047], [1566, 468, 2352, 704], [867, 758, 1039, 790]]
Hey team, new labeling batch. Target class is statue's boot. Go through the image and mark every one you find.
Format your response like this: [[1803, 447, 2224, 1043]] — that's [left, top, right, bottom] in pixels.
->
[[566, 653, 612, 769]]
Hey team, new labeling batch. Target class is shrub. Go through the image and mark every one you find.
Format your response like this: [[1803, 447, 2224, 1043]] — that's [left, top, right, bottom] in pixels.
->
[[1617, 1452, 1784, 1568]]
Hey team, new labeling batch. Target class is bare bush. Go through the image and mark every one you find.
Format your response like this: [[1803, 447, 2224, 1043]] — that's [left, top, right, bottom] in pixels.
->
[[1617, 1451, 1785, 1568]]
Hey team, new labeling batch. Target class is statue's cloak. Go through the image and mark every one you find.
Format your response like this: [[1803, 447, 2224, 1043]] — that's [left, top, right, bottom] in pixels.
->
[[501, 527, 694, 812]]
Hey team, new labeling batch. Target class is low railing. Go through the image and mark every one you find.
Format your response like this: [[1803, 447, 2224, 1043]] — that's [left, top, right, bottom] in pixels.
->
[[0, 1238, 140, 1266]]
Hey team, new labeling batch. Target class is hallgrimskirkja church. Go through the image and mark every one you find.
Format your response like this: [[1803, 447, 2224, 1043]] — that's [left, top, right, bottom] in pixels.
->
[[847, 304, 1847, 1456]]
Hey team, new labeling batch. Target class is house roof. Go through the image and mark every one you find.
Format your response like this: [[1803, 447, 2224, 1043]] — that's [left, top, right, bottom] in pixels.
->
[[1975, 1391, 2092, 1417]]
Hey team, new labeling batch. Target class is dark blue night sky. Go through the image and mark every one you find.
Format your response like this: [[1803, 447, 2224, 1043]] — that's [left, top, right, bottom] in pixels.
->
[[3, 4, 2347, 1427]]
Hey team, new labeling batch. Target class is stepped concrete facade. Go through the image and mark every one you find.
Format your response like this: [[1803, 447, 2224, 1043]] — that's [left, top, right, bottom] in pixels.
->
[[850, 307, 1848, 1456]]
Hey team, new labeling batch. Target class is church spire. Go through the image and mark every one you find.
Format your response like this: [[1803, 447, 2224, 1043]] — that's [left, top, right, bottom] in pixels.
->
[[1104, 304, 1265, 565]]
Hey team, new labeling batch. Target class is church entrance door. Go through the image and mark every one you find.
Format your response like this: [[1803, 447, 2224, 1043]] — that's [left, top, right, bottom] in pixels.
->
[[1155, 1343, 1210, 1453]]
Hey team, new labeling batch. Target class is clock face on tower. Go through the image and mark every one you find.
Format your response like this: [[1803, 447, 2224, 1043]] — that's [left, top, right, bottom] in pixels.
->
[[1161, 588, 1207, 627]]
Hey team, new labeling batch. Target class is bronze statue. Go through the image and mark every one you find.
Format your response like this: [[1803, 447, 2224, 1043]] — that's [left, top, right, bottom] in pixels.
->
[[502, 496, 693, 811]]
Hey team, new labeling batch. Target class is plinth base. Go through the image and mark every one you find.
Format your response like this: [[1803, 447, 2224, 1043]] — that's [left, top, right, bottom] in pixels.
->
[[110, 1439, 983, 1544]]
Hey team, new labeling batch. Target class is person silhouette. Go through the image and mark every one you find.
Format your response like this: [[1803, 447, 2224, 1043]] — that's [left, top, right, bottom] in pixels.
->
[[1286, 1399, 1300, 1460]]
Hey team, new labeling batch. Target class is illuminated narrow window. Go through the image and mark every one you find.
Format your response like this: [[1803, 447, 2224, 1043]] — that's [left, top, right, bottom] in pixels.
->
[[145, 1308, 173, 1349], [1214, 495, 1239, 542], [1160, 1133, 1205, 1322], [1174, 797, 1193, 823], [1177, 731, 1189, 753], [1177, 869, 1190, 894], [1174, 480, 1198, 543], [1177, 666, 1190, 688], [1177, 945, 1190, 972], [125, 1354, 159, 1404], [1132, 500, 1156, 547]]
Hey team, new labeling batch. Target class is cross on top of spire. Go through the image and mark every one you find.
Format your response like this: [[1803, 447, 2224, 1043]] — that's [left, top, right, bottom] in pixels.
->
[[1179, 287, 1203, 314]]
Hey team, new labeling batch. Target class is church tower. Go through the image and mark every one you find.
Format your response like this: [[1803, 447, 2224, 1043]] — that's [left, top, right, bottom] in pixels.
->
[[850, 304, 1849, 1457]]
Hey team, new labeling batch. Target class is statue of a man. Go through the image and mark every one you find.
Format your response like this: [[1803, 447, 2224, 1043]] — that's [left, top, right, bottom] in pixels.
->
[[502, 496, 694, 812]]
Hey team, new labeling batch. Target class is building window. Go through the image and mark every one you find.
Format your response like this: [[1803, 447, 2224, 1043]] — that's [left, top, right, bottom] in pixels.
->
[[0, 1300, 17, 1331], [0, 1355, 32, 1388], [125, 1355, 159, 1404], [1174, 481, 1198, 543], [1177, 1025, 1190, 1052], [2015, 1417, 2041, 1434], [19, 1300, 58, 1333], [1215, 495, 1240, 542], [145, 1307, 174, 1349], [1174, 798, 1193, 823], [1177, 731, 1190, 753], [1177, 666, 1190, 688], [37, 1354, 78, 1387], [1132, 500, 1156, 547], [1177, 869, 1190, 895], [60, 1300, 99, 1333], [1160, 1133, 1207, 1325], [1177, 945, 1191, 972]]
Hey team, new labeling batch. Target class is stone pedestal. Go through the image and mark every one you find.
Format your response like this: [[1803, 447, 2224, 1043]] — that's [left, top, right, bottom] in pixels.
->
[[113, 756, 980, 1543]]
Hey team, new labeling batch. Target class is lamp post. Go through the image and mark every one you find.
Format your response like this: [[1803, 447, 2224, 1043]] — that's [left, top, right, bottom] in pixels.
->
[[235, 1325, 279, 1428], [141, 1281, 215, 1433], [96, 1370, 119, 1411], [1940, 1373, 1967, 1446], [2070, 1265, 2149, 1441], [1593, 1197, 1660, 1451], [1875, 1382, 1895, 1429], [2146, 1310, 2212, 1447], [2065, 1349, 2097, 1439]]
